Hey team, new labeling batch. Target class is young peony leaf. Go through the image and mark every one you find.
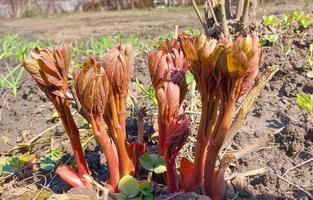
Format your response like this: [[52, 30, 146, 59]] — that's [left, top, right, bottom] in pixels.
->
[[296, 93, 313, 113], [118, 175, 140, 198], [139, 153, 158, 171], [139, 153, 166, 174]]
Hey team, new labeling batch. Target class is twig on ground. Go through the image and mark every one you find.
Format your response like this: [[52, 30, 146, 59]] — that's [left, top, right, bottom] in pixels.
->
[[48, 194, 96, 200], [275, 173, 313, 199], [164, 192, 183, 200], [8, 122, 62, 154], [282, 157, 313, 177], [83, 175, 118, 200], [225, 167, 268, 181]]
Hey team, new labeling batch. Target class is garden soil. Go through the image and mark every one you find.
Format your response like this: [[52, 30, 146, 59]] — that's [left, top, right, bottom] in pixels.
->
[[0, 1, 313, 199]]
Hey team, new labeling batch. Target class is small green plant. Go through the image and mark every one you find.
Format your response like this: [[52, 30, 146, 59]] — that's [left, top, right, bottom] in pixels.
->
[[0, 152, 35, 175], [262, 15, 280, 27], [0, 34, 19, 60], [300, 18, 313, 29], [153, 32, 174, 49], [260, 34, 279, 46], [297, 93, 313, 113], [85, 36, 113, 57], [285, 11, 307, 23], [39, 148, 62, 171], [0, 64, 24, 96], [185, 28, 201, 37], [307, 44, 313, 78], [135, 78, 157, 105], [139, 153, 166, 182], [118, 175, 153, 200]]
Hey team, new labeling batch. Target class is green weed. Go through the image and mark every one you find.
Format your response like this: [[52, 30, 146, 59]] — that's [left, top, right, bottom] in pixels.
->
[[262, 15, 280, 27], [259, 34, 279, 46], [0, 64, 24, 96]]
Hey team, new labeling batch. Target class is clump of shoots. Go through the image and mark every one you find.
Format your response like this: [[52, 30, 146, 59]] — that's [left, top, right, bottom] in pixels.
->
[[22, 44, 90, 188], [102, 44, 146, 176], [148, 38, 190, 192], [179, 32, 262, 199], [73, 58, 120, 191]]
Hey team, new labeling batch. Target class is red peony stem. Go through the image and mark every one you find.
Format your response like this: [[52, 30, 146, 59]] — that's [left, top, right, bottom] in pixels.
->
[[165, 158, 178, 192], [91, 117, 120, 191]]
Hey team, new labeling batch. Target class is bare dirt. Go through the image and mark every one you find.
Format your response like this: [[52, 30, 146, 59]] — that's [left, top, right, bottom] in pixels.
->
[[0, 1, 313, 200]]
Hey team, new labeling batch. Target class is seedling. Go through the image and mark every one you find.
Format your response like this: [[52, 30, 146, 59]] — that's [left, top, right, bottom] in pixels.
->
[[0, 152, 35, 175], [0, 33, 19, 60], [85, 36, 112, 57], [135, 78, 157, 105], [0, 64, 24, 96], [300, 18, 313, 29], [297, 93, 313, 113], [260, 34, 279, 46], [262, 15, 280, 27], [139, 153, 166, 182]]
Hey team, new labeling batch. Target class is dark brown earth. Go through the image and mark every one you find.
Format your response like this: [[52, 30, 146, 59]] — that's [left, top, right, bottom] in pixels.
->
[[0, 1, 313, 200]]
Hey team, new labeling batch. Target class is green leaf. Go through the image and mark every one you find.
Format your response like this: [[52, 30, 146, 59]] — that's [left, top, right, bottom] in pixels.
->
[[18, 152, 35, 163], [139, 153, 166, 174], [153, 163, 167, 174], [296, 93, 313, 113], [39, 148, 62, 171], [186, 72, 195, 84], [50, 148, 62, 161], [260, 34, 279, 46], [118, 175, 140, 198], [301, 18, 313, 28], [268, 35, 279, 43], [39, 157, 56, 171], [262, 15, 280, 26], [138, 181, 153, 200], [139, 153, 158, 171]]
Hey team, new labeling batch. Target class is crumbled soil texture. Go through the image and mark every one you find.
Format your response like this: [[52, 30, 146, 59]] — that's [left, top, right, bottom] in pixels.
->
[[1, 1, 313, 200]]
